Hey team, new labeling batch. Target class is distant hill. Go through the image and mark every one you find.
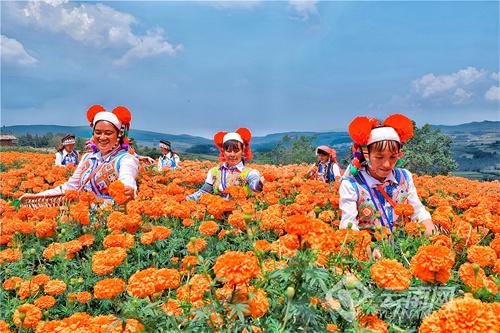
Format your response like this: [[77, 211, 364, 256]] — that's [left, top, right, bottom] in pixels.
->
[[431, 120, 499, 132], [1, 120, 498, 153]]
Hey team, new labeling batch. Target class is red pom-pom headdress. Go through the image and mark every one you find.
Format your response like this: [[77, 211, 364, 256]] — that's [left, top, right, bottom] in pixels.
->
[[213, 127, 253, 162], [348, 113, 414, 175]]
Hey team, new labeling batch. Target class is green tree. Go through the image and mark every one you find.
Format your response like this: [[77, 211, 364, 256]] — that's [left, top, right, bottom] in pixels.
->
[[402, 123, 457, 176], [267, 135, 317, 165]]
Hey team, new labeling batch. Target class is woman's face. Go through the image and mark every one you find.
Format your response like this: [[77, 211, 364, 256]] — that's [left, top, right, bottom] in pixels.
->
[[367, 148, 399, 181], [64, 144, 75, 152], [223, 142, 243, 167], [93, 121, 119, 155], [160, 147, 170, 155], [317, 152, 329, 164]]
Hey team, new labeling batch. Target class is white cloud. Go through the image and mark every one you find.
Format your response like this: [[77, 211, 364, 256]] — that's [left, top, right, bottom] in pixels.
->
[[113, 28, 183, 66], [1, 35, 38, 66], [412, 66, 486, 99], [289, 0, 318, 20], [5, 1, 181, 65], [491, 72, 500, 81], [484, 86, 500, 102], [452, 87, 472, 104]]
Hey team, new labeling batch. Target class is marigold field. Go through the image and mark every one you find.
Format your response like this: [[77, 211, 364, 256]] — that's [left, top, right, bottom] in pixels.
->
[[1, 151, 499, 332]]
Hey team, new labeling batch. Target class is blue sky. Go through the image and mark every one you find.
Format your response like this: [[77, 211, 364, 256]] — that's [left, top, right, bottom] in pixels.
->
[[1, 0, 499, 137]]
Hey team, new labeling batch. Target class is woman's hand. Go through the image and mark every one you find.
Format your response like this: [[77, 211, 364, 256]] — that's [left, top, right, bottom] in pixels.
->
[[259, 176, 266, 186], [421, 219, 436, 236], [366, 245, 382, 261], [123, 186, 135, 201]]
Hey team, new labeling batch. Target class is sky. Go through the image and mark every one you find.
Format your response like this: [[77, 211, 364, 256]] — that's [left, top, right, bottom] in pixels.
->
[[1, 0, 499, 138]]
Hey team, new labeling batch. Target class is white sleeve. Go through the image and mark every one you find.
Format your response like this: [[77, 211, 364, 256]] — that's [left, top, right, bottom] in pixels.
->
[[339, 179, 360, 231], [405, 171, 432, 222], [118, 154, 140, 190], [331, 163, 342, 179], [205, 168, 215, 185], [157, 157, 163, 171], [174, 154, 180, 165], [54, 152, 63, 166]]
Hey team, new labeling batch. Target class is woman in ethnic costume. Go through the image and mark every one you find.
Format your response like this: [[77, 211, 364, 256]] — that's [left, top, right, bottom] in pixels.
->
[[157, 140, 180, 171], [54, 134, 79, 166], [22, 105, 139, 201], [187, 128, 264, 200], [305, 145, 342, 183], [339, 114, 435, 237]]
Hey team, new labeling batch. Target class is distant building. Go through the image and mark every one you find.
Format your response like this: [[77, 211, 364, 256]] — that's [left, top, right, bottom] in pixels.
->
[[0, 134, 17, 146]]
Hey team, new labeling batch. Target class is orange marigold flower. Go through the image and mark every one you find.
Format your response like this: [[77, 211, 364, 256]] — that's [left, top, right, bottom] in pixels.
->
[[44, 279, 67, 295], [18, 280, 41, 300], [187, 237, 207, 254], [3, 276, 23, 290], [108, 180, 128, 205], [404, 222, 425, 237], [107, 211, 127, 232], [198, 220, 219, 236], [467, 245, 497, 267], [181, 255, 199, 273], [161, 299, 183, 316], [12, 303, 42, 329], [155, 268, 181, 291], [124, 318, 144, 333], [79, 233, 95, 246], [419, 293, 499, 333], [35, 219, 57, 238], [431, 234, 452, 247], [358, 315, 388, 333], [69, 291, 92, 303], [214, 250, 260, 285], [93, 278, 125, 299], [91, 247, 127, 275], [31, 274, 50, 285], [64, 190, 79, 201], [0, 248, 22, 264], [228, 211, 246, 230], [326, 323, 339, 332], [103, 233, 135, 249], [394, 203, 415, 218], [246, 287, 269, 319], [34, 295, 56, 309], [285, 214, 313, 236], [458, 263, 496, 293], [370, 259, 412, 291], [176, 274, 212, 303], [254, 239, 271, 252], [127, 268, 157, 298], [182, 218, 195, 227], [410, 245, 455, 284]]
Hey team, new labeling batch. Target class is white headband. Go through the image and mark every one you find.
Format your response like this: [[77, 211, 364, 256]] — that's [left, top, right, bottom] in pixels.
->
[[223, 132, 243, 144], [159, 142, 171, 149], [367, 127, 400, 145], [93, 112, 122, 130], [62, 138, 76, 145]]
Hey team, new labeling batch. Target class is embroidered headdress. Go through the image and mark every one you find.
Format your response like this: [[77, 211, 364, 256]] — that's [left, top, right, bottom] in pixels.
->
[[61, 134, 76, 146]]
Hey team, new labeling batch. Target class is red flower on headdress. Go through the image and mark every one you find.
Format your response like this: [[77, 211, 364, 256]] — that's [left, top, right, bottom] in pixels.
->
[[112, 106, 132, 127], [348, 116, 378, 146], [86, 104, 106, 126], [382, 114, 414, 142]]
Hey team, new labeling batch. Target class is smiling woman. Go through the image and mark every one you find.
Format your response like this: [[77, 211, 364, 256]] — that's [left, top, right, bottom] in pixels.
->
[[21, 105, 139, 203], [186, 128, 265, 201]]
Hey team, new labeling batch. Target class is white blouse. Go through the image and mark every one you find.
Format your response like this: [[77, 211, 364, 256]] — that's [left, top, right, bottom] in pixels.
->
[[40, 150, 139, 196], [339, 168, 431, 230]]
